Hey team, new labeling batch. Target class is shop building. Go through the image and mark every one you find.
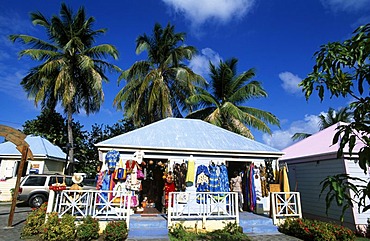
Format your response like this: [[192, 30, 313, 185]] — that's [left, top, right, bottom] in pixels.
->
[[0, 135, 67, 201], [280, 122, 370, 231], [95, 118, 284, 214]]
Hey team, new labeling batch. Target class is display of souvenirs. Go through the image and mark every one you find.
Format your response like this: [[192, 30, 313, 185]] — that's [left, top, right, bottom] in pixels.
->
[[95, 150, 280, 215], [95, 150, 142, 208]]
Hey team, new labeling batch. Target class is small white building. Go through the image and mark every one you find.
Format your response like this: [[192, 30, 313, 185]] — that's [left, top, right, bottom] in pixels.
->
[[96, 118, 284, 214], [0, 135, 68, 201], [280, 122, 369, 230]]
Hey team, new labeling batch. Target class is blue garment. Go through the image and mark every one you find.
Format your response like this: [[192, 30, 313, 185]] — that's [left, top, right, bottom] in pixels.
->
[[209, 164, 220, 192], [249, 164, 256, 212], [105, 150, 120, 171], [195, 165, 210, 192], [219, 164, 230, 192], [100, 172, 112, 202], [196, 165, 210, 204]]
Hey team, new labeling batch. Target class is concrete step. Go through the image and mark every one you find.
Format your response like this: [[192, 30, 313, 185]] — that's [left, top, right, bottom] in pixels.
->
[[239, 212, 279, 235], [126, 212, 279, 238], [128, 214, 169, 239]]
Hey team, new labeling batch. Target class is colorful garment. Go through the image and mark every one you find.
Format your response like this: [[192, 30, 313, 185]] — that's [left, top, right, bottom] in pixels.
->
[[105, 150, 120, 171], [164, 182, 176, 208], [248, 163, 256, 212], [260, 166, 269, 197], [100, 171, 115, 202], [195, 165, 210, 203], [125, 160, 137, 174], [219, 164, 230, 192], [209, 163, 220, 192], [265, 159, 275, 184], [185, 159, 195, 186]]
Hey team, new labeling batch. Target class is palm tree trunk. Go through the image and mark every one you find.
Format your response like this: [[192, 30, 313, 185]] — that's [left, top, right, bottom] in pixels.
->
[[67, 104, 74, 175]]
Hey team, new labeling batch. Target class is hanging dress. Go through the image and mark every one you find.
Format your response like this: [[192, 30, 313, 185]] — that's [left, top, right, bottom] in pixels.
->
[[219, 163, 230, 193], [248, 163, 256, 212], [265, 159, 275, 185], [195, 165, 210, 203], [260, 166, 269, 197], [253, 167, 262, 201], [208, 163, 220, 192]]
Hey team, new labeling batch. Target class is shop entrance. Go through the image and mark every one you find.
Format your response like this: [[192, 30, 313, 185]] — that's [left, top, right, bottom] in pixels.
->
[[227, 161, 249, 179], [140, 158, 167, 213]]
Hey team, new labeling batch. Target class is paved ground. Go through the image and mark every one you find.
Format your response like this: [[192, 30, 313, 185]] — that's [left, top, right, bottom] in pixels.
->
[[0, 202, 32, 241], [0, 202, 301, 241]]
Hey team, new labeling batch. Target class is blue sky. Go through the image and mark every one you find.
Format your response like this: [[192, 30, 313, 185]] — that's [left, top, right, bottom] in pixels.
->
[[0, 0, 369, 150]]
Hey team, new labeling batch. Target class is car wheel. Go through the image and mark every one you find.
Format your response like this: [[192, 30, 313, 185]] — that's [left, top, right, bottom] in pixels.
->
[[29, 194, 46, 208]]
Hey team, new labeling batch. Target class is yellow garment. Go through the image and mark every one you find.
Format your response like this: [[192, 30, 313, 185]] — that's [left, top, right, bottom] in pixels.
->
[[281, 166, 290, 192], [185, 159, 195, 186]]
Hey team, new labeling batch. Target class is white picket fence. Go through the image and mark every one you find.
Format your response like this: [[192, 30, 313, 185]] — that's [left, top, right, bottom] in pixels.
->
[[46, 189, 302, 229], [167, 192, 239, 228], [47, 190, 132, 226], [270, 192, 302, 225]]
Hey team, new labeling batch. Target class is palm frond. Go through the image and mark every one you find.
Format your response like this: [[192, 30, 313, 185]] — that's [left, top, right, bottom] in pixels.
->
[[186, 107, 216, 120], [86, 44, 119, 59], [291, 133, 312, 141], [227, 117, 254, 139], [238, 106, 280, 127], [205, 108, 222, 127], [18, 49, 60, 61], [9, 34, 58, 51]]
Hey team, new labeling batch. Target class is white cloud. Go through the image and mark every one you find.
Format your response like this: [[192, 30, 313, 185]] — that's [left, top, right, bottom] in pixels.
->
[[279, 71, 302, 95], [0, 71, 27, 101], [162, 0, 255, 28], [189, 48, 222, 77], [321, 0, 370, 12], [262, 114, 321, 150]]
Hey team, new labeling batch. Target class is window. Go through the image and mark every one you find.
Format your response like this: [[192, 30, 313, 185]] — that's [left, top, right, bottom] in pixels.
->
[[23, 176, 46, 186], [48, 176, 73, 187]]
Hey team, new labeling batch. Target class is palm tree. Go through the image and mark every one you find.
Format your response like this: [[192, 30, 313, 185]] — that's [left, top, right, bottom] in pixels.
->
[[186, 58, 280, 139], [10, 4, 120, 174], [114, 23, 205, 126], [291, 107, 353, 141]]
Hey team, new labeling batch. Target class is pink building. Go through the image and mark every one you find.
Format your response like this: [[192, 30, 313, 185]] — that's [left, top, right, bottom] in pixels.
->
[[280, 122, 369, 231]]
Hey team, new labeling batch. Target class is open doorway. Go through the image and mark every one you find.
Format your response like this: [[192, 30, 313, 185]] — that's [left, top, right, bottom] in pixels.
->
[[140, 158, 167, 213]]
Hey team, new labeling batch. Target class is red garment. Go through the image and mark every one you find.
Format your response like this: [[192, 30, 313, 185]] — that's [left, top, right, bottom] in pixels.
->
[[125, 160, 137, 174], [164, 182, 176, 208]]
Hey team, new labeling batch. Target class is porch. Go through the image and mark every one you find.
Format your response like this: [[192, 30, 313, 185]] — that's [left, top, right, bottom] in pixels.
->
[[47, 190, 301, 239]]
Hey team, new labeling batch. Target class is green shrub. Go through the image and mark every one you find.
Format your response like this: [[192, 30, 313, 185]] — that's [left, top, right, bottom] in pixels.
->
[[76, 216, 100, 241], [39, 212, 76, 241], [169, 223, 198, 241], [103, 220, 128, 241], [169, 222, 250, 241], [278, 218, 355, 241], [20, 202, 48, 238]]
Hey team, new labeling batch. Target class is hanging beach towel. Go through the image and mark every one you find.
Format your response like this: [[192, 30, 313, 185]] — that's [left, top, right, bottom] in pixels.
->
[[280, 166, 290, 192], [185, 158, 195, 187], [116, 158, 126, 180]]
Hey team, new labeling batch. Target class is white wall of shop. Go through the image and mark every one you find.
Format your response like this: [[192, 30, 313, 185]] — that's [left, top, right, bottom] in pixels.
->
[[286, 158, 355, 228], [344, 159, 370, 228]]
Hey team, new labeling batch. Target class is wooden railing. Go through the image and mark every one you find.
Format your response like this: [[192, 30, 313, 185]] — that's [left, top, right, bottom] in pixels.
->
[[47, 190, 132, 226], [270, 192, 302, 225], [167, 192, 239, 228]]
